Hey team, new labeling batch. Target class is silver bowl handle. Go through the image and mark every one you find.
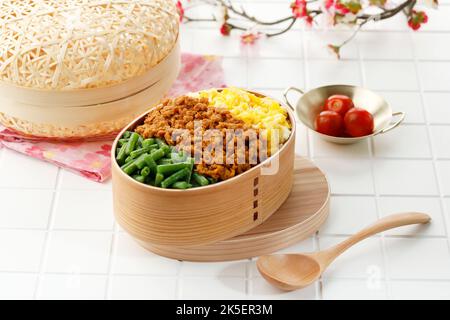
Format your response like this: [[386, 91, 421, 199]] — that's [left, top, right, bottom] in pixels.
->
[[283, 87, 304, 111], [378, 111, 405, 135]]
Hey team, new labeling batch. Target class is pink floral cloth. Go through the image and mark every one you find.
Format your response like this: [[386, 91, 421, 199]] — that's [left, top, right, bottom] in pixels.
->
[[0, 53, 226, 182]]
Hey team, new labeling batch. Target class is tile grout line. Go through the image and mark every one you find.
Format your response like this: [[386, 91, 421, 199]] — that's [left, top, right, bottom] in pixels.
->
[[300, 26, 323, 300], [356, 38, 392, 300], [175, 260, 184, 299], [103, 222, 118, 300], [32, 168, 62, 299], [410, 30, 450, 258]]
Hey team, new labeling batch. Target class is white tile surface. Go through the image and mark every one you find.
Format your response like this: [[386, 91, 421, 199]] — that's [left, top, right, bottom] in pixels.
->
[[0, 189, 53, 229], [0, 230, 46, 272], [385, 238, 450, 280], [322, 278, 388, 300], [378, 91, 424, 124], [1, 3, 450, 300], [313, 158, 374, 195], [413, 33, 450, 61], [436, 161, 450, 196], [319, 236, 385, 279], [112, 233, 179, 276], [390, 281, 450, 300], [37, 274, 107, 300], [248, 58, 303, 89], [378, 197, 446, 236], [109, 276, 176, 300], [180, 277, 247, 300], [0, 149, 58, 189], [304, 30, 359, 60], [419, 62, 450, 92], [0, 274, 37, 300], [363, 61, 418, 91], [373, 125, 431, 159], [52, 190, 114, 230], [373, 160, 439, 196], [429, 126, 450, 159], [358, 32, 414, 60], [423, 93, 450, 124], [312, 135, 370, 158], [251, 277, 317, 300], [319, 196, 378, 235], [44, 231, 112, 274], [60, 170, 112, 190], [307, 60, 361, 89]]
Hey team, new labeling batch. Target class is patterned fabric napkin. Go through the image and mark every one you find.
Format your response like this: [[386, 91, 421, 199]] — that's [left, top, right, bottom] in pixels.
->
[[0, 53, 226, 182]]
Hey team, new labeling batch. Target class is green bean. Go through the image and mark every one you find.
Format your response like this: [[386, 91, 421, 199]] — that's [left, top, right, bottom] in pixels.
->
[[192, 173, 209, 186], [149, 148, 165, 162], [122, 131, 132, 139], [130, 146, 155, 159], [142, 138, 156, 148], [156, 163, 189, 175], [123, 163, 138, 175], [170, 152, 186, 163], [124, 155, 133, 163], [143, 154, 157, 173], [155, 173, 164, 187], [161, 168, 190, 188], [125, 132, 140, 155], [155, 138, 171, 155], [118, 139, 129, 147], [137, 136, 144, 147], [155, 138, 167, 148], [134, 153, 150, 170], [141, 167, 151, 178], [157, 158, 172, 165], [186, 157, 194, 183], [146, 178, 155, 186], [132, 175, 145, 183], [116, 143, 127, 165], [172, 181, 192, 189], [207, 176, 218, 184]]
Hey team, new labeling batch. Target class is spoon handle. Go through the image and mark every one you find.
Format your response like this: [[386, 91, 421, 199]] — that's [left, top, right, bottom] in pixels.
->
[[318, 212, 430, 267]]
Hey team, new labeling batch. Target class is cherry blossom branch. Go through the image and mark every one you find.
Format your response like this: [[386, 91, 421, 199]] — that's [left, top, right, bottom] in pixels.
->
[[180, 0, 434, 56]]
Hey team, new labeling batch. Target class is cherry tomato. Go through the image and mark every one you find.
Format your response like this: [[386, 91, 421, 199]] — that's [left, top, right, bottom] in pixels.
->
[[344, 108, 374, 137], [315, 110, 344, 137], [325, 94, 354, 116]]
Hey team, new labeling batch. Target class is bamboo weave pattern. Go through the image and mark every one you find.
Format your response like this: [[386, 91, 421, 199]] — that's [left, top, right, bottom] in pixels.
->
[[0, 0, 179, 89]]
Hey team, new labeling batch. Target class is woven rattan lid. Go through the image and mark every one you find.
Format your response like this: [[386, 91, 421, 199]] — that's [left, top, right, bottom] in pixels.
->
[[0, 0, 179, 90]]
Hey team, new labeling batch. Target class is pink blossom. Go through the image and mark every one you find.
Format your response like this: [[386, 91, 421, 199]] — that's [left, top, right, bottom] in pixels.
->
[[325, 0, 335, 9], [25, 145, 44, 159], [241, 32, 260, 45], [96, 144, 112, 157], [291, 0, 307, 18]]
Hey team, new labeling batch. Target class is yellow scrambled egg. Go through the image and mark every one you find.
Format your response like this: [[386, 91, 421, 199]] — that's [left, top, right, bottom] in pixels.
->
[[199, 87, 291, 145]]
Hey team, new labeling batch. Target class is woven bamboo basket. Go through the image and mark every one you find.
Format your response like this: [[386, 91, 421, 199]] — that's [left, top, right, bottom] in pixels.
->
[[0, 0, 180, 139], [112, 90, 296, 247]]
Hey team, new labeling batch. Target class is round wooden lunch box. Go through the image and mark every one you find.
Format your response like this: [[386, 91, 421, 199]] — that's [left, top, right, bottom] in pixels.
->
[[111, 91, 296, 248], [0, 0, 180, 140]]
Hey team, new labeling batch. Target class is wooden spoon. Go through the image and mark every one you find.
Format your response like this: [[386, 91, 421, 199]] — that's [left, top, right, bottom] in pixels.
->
[[257, 212, 431, 291]]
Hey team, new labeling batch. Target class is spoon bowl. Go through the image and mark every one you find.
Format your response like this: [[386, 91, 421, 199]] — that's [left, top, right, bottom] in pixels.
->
[[257, 254, 321, 291]]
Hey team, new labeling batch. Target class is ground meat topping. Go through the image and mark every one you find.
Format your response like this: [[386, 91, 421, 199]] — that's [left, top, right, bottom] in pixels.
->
[[135, 96, 266, 181]]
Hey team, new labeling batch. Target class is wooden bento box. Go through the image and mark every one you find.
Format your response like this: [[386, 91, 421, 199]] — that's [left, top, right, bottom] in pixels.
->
[[0, 0, 180, 140], [112, 90, 296, 248]]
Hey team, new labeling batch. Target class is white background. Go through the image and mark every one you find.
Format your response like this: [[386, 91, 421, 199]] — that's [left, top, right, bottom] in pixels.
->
[[1, 1, 450, 299]]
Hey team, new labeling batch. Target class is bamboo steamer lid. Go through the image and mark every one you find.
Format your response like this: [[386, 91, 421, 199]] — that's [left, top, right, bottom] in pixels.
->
[[0, 0, 180, 139]]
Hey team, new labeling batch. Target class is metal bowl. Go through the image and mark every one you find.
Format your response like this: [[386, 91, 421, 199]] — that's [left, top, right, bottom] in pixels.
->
[[283, 85, 405, 145]]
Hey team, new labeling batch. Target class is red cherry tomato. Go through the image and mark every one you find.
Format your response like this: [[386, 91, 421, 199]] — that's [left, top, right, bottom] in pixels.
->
[[325, 95, 354, 116], [344, 108, 374, 137], [315, 110, 344, 137]]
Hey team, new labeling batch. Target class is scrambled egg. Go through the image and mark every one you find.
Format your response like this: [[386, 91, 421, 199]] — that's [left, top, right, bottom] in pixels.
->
[[199, 87, 291, 145]]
